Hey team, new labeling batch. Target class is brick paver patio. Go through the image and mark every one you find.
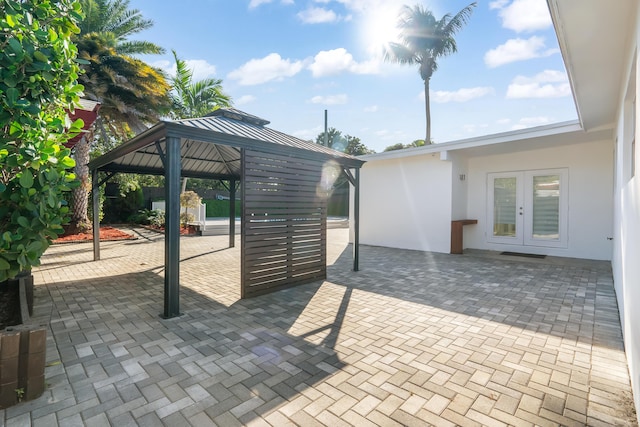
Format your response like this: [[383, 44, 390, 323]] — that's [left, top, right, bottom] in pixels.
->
[[1, 227, 636, 426]]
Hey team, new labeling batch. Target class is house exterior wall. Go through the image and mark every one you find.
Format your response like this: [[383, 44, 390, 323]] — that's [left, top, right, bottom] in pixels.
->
[[464, 139, 614, 260], [450, 152, 469, 221], [357, 153, 452, 253], [613, 8, 640, 418]]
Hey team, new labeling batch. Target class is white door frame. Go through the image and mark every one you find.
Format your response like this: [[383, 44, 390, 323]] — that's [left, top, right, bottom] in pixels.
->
[[487, 169, 569, 249], [487, 172, 523, 245]]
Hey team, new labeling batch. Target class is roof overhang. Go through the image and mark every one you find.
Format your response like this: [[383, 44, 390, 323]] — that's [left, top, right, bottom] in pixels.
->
[[360, 120, 612, 162], [548, 0, 637, 132]]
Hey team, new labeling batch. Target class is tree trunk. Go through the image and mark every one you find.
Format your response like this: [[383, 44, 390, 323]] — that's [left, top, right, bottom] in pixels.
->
[[424, 78, 432, 144], [69, 130, 93, 232]]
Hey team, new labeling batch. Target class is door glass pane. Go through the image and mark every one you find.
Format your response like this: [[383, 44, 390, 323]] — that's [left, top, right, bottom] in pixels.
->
[[493, 177, 517, 237], [532, 175, 560, 239]]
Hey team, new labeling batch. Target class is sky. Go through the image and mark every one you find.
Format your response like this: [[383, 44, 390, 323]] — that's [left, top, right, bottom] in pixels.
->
[[131, 0, 578, 153]]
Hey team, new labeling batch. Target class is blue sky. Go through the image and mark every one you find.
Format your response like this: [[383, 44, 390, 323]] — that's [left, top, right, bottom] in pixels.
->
[[132, 0, 577, 152]]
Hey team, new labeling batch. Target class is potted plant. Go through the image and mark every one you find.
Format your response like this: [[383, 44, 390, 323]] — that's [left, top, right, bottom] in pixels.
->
[[180, 190, 201, 234]]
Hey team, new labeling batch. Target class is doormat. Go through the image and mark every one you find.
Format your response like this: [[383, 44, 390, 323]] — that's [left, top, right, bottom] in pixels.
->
[[500, 251, 546, 259]]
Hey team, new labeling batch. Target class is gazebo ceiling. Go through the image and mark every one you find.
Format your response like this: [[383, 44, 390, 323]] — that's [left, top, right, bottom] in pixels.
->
[[88, 108, 364, 179]]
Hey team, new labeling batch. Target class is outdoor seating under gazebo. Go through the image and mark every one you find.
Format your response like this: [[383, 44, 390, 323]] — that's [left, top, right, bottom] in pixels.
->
[[87, 108, 365, 318]]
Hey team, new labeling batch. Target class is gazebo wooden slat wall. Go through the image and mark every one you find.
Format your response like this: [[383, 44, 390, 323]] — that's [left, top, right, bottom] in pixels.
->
[[241, 149, 327, 298]]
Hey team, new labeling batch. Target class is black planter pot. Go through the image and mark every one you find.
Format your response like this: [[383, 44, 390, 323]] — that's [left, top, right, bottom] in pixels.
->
[[0, 271, 34, 329], [0, 270, 45, 409]]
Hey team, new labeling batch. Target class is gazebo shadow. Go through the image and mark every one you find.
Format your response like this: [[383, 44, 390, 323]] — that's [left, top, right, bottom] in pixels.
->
[[34, 232, 626, 424], [42, 267, 348, 423]]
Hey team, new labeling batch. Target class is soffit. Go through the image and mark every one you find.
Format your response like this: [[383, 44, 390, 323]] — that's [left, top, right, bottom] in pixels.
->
[[548, 0, 637, 131]]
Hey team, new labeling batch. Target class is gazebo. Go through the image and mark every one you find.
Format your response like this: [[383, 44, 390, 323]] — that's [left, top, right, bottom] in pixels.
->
[[87, 108, 365, 318]]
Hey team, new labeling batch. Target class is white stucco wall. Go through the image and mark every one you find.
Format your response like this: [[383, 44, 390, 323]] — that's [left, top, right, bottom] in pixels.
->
[[464, 139, 614, 260], [612, 14, 640, 419], [617, 170, 640, 422], [449, 152, 469, 221], [356, 153, 452, 253]]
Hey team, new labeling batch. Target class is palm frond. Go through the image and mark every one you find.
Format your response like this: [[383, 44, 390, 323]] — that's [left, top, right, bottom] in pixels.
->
[[117, 40, 165, 55], [383, 42, 418, 65], [169, 52, 233, 118]]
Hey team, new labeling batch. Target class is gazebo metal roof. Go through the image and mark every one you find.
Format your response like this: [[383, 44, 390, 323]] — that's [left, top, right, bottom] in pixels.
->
[[88, 108, 364, 318], [88, 108, 363, 178]]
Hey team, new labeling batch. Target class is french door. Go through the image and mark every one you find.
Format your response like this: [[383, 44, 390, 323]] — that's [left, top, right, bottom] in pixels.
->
[[487, 169, 568, 248]]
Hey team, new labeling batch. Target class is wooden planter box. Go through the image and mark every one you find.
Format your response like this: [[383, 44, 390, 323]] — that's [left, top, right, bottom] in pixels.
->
[[0, 274, 46, 409]]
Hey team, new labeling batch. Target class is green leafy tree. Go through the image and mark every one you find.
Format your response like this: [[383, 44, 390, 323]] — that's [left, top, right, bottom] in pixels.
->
[[384, 3, 476, 144], [315, 128, 375, 155], [383, 139, 426, 151], [344, 136, 375, 156], [69, 0, 171, 231], [170, 50, 232, 119], [0, 0, 85, 281], [383, 143, 406, 152]]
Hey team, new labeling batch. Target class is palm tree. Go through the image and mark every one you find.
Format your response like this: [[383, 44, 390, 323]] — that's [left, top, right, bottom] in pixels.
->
[[79, 0, 163, 55], [76, 32, 170, 135], [168, 51, 232, 192], [384, 3, 476, 144], [169, 50, 232, 119], [67, 0, 171, 231]]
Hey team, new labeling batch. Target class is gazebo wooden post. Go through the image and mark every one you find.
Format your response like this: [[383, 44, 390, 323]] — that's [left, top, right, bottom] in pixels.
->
[[229, 178, 236, 248], [91, 169, 100, 261], [163, 136, 181, 318]]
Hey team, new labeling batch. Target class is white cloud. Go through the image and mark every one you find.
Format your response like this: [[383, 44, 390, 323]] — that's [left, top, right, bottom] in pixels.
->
[[496, 118, 511, 125], [309, 94, 348, 105], [364, 105, 378, 113], [308, 48, 380, 77], [332, 0, 405, 13], [489, 0, 509, 9], [291, 125, 322, 141], [462, 123, 489, 134], [152, 59, 171, 71], [492, 0, 552, 33], [236, 95, 256, 105], [248, 0, 271, 9], [506, 69, 571, 99], [183, 59, 218, 81], [297, 7, 351, 24], [374, 129, 409, 143], [248, 0, 292, 9], [228, 53, 304, 85], [484, 36, 558, 68], [153, 58, 218, 82], [511, 116, 552, 130], [431, 87, 494, 103]]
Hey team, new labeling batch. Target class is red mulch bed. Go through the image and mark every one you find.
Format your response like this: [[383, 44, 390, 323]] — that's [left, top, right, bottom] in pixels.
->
[[144, 225, 197, 236], [53, 226, 135, 244]]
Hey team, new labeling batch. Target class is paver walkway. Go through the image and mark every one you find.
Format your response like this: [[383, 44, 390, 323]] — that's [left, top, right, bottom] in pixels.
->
[[1, 228, 637, 426]]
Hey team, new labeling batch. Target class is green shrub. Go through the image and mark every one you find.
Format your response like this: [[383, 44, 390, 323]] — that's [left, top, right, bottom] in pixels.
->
[[203, 199, 241, 217], [0, 0, 84, 281], [102, 186, 144, 223], [149, 210, 165, 227], [180, 212, 195, 227]]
